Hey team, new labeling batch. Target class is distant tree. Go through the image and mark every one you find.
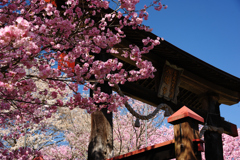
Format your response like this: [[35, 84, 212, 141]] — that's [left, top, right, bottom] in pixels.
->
[[0, 76, 73, 159], [2, 96, 239, 160], [113, 99, 173, 156], [40, 98, 169, 159], [41, 104, 240, 160]]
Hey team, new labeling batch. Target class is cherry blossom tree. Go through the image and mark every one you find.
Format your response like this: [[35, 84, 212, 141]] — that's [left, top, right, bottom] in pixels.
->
[[0, 108, 71, 151], [222, 130, 240, 160], [41, 107, 91, 159], [1, 0, 239, 159], [0, 0, 167, 158], [0, 0, 165, 121]]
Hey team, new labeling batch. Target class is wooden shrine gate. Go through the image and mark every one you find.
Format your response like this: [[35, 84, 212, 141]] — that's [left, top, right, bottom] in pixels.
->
[[92, 34, 240, 159], [46, 0, 240, 159], [88, 37, 239, 159], [110, 36, 239, 159]]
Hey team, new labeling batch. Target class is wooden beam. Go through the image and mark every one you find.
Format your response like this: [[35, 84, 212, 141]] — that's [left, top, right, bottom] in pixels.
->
[[116, 82, 209, 118], [221, 119, 238, 137], [180, 70, 239, 105], [107, 140, 175, 160], [117, 82, 180, 112], [117, 81, 238, 137]]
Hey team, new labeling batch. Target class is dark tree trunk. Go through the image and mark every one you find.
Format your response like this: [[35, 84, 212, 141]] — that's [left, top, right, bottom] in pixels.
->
[[88, 52, 113, 160], [88, 82, 113, 160]]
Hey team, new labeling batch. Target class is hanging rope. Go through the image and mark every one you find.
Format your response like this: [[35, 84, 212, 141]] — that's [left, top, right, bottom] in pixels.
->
[[88, 79, 174, 120], [114, 84, 173, 120], [200, 113, 224, 138], [200, 123, 224, 138]]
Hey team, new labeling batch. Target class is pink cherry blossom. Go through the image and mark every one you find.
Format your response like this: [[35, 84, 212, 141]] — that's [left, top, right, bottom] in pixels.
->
[[0, 0, 169, 158]]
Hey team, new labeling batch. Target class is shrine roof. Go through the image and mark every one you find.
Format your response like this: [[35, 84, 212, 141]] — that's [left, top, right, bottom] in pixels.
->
[[120, 28, 240, 93]]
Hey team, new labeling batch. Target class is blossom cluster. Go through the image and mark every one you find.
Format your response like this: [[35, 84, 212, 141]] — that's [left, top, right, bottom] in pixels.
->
[[0, 0, 166, 158], [0, 0, 165, 123], [0, 147, 41, 160]]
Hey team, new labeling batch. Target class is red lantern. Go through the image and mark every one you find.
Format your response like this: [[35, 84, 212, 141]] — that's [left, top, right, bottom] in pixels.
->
[[58, 53, 75, 72], [44, 0, 57, 7]]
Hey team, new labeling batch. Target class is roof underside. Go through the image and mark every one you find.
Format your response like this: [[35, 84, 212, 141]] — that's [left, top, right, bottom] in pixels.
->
[[110, 25, 240, 116], [121, 27, 240, 92], [78, 6, 240, 116]]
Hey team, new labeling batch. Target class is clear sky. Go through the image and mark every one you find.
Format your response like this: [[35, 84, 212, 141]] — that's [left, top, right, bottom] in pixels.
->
[[137, 0, 240, 127]]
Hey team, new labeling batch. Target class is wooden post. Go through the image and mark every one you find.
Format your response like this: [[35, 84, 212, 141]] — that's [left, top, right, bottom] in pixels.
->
[[88, 53, 113, 160], [168, 106, 204, 160], [202, 94, 224, 160]]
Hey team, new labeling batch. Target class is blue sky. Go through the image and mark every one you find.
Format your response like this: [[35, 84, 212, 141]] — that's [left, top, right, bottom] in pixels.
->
[[137, 0, 240, 127]]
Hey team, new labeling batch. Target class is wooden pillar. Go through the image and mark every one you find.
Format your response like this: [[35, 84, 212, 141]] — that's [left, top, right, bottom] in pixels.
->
[[88, 53, 113, 160], [168, 106, 204, 160], [203, 94, 224, 160]]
